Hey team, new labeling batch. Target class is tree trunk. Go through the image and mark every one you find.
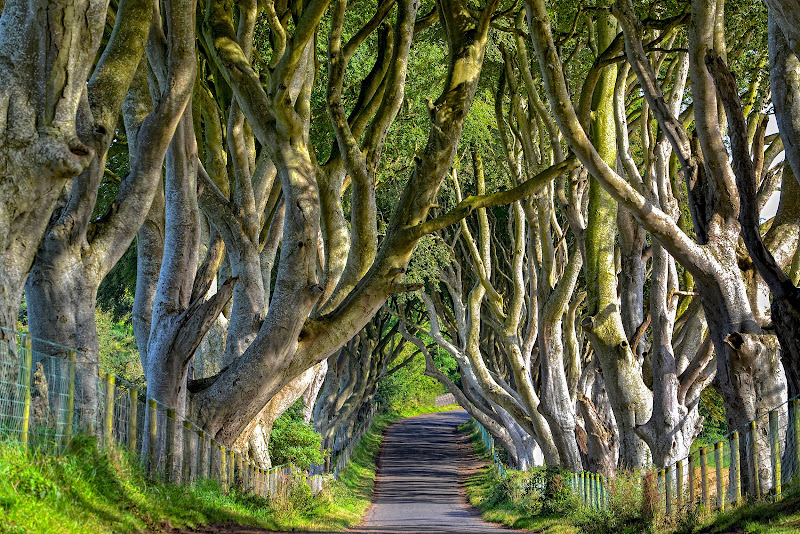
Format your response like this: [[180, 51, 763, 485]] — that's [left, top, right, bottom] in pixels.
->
[[582, 5, 652, 469], [0, 0, 108, 336]]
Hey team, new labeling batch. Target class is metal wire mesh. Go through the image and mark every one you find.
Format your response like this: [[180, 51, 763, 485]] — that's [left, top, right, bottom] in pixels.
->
[[0, 328, 328, 498], [473, 393, 800, 518], [474, 419, 506, 477]]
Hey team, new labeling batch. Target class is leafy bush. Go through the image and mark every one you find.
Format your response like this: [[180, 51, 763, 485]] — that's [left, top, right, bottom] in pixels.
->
[[376, 350, 446, 415], [573, 474, 651, 534], [483, 466, 577, 518], [269, 401, 327, 469], [96, 308, 145, 390]]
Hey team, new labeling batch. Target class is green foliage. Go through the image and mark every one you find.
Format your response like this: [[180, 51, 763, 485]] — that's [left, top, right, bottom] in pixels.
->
[[483, 466, 577, 519], [376, 349, 446, 415], [95, 308, 145, 390], [404, 236, 452, 287], [97, 242, 137, 323], [696, 387, 728, 448], [0, 432, 367, 533], [573, 475, 650, 534], [16, 297, 27, 330], [269, 401, 327, 469]]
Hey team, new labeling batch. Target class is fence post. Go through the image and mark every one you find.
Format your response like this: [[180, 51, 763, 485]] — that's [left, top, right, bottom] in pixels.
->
[[103, 372, 115, 447], [20, 337, 32, 451], [715, 441, 724, 511], [769, 410, 781, 498], [793, 398, 800, 483], [676, 460, 684, 506], [579, 472, 585, 505], [148, 399, 158, 477], [220, 445, 227, 491], [689, 452, 696, 504], [229, 449, 235, 489], [594, 474, 601, 508], [210, 441, 218, 484], [64, 350, 77, 447], [165, 409, 176, 483], [196, 429, 206, 479], [666, 465, 673, 515], [731, 430, 741, 505], [750, 420, 761, 499], [128, 389, 138, 452], [182, 420, 192, 484], [700, 447, 709, 511]]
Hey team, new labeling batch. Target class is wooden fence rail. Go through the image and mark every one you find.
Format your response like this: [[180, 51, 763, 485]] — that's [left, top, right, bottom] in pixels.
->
[[0, 330, 332, 502]]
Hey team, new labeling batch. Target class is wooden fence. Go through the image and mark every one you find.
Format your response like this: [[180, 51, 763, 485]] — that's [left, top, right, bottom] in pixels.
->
[[0, 330, 325, 498], [475, 395, 800, 518]]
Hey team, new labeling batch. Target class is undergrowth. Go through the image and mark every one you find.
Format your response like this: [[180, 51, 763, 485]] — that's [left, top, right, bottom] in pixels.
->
[[0, 384, 455, 534], [459, 419, 800, 534], [0, 413, 399, 534]]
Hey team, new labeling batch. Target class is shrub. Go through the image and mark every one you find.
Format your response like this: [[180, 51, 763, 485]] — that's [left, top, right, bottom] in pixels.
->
[[269, 401, 327, 469], [573, 474, 651, 534], [483, 466, 578, 518]]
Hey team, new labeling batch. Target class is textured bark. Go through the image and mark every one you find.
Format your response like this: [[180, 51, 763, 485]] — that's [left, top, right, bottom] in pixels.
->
[[239, 364, 321, 468], [192, 0, 501, 445], [580, 4, 652, 469], [315, 311, 408, 456], [0, 0, 108, 338], [578, 384, 618, 478], [525, 0, 786, 481], [538, 248, 584, 471], [763, 0, 800, 61], [24, 0, 198, 432]]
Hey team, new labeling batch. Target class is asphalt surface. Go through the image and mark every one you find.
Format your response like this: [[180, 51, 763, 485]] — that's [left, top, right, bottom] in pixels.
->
[[349, 409, 519, 533], [174, 410, 521, 533]]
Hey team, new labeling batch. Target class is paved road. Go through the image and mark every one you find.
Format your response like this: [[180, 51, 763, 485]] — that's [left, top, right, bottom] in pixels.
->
[[175, 410, 520, 534], [349, 410, 518, 533]]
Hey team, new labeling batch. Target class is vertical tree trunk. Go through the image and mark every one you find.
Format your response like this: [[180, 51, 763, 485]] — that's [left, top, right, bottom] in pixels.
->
[[583, 5, 652, 469]]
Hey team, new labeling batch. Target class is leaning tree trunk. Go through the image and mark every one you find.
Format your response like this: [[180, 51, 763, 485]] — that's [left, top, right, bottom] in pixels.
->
[[0, 0, 108, 340], [538, 249, 584, 471]]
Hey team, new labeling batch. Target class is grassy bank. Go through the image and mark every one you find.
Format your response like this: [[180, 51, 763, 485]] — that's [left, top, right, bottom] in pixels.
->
[[459, 420, 800, 534], [0, 412, 402, 534]]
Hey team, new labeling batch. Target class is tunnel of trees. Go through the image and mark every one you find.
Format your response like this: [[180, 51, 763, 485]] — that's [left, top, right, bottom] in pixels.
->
[[2, 0, 800, 495]]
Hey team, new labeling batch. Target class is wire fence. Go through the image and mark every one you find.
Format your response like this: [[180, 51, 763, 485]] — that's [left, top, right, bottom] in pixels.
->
[[473, 393, 800, 519], [475, 417, 506, 477], [0, 328, 326, 498], [309, 402, 380, 479]]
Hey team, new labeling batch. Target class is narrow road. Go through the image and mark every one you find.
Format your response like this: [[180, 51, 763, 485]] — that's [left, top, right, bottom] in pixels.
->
[[349, 409, 518, 533], [174, 410, 521, 533]]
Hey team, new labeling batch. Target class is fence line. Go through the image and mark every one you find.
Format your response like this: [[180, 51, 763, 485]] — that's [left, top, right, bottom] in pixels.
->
[[475, 417, 506, 477], [0, 328, 325, 499], [308, 402, 380, 479], [473, 393, 800, 518]]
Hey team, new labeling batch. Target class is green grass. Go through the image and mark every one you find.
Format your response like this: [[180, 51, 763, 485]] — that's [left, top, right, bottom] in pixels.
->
[[0, 416, 399, 534], [697, 490, 800, 533], [0, 408, 420, 534], [458, 418, 800, 534], [458, 420, 579, 534]]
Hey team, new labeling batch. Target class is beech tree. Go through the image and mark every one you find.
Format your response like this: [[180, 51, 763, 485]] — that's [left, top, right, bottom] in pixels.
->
[[522, 0, 793, 488], [0, 0, 111, 342], [159, 0, 512, 449], [25, 0, 198, 422]]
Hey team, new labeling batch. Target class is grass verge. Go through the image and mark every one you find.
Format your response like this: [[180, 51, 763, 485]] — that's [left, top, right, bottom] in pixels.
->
[[696, 490, 800, 534], [459, 420, 579, 534], [459, 419, 800, 534], [0, 412, 402, 533]]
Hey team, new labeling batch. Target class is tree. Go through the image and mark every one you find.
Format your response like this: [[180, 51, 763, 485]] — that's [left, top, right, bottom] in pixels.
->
[[0, 0, 109, 343], [525, 0, 788, 488]]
